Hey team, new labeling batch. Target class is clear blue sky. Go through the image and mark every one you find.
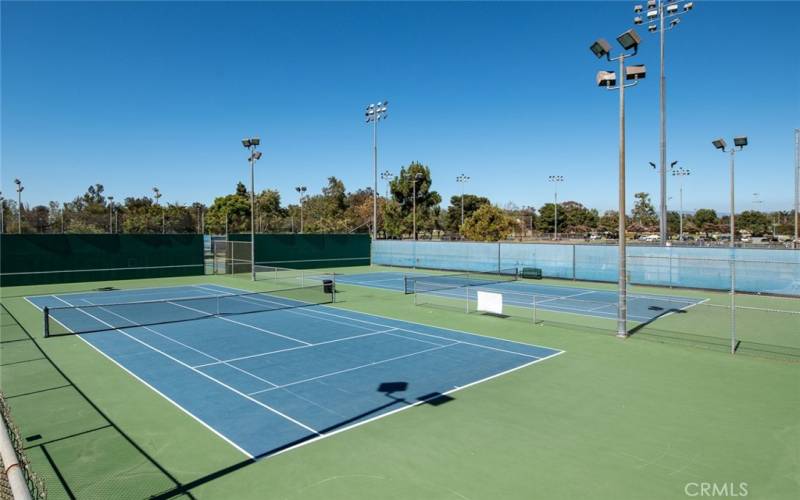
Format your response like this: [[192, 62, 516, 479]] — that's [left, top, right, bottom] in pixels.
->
[[2, 1, 798, 213]]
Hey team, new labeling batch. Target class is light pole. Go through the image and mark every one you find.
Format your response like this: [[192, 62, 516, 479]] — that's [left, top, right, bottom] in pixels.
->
[[405, 172, 424, 240], [752, 193, 762, 211], [795, 128, 799, 248], [671, 167, 689, 240], [456, 174, 470, 230], [547, 175, 564, 240], [366, 101, 388, 241], [152, 187, 163, 233], [242, 137, 262, 281], [633, 0, 694, 245], [108, 196, 114, 233], [14, 179, 23, 234], [380, 170, 394, 199], [591, 28, 647, 338], [295, 186, 307, 233], [713, 137, 748, 248], [0, 192, 4, 234]]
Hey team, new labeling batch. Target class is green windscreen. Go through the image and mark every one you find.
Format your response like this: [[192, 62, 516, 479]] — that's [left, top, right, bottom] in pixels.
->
[[228, 234, 370, 269], [0, 234, 204, 286]]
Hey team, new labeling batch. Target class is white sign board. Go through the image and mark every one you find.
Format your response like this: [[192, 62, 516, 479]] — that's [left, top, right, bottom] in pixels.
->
[[477, 291, 503, 315]]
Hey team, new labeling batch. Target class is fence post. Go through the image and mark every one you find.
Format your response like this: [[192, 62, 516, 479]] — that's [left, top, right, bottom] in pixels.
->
[[533, 294, 537, 324], [572, 244, 576, 280], [465, 286, 470, 314]]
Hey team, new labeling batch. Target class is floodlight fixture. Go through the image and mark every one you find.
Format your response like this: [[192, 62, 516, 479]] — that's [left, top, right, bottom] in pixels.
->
[[671, 160, 678, 168], [242, 138, 251, 148], [666, 4, 678, 14], [596, 70, 616, 87], [590, 39, 612, 59], [649, 161, 656, 169], [634, 16, 643, 25], [625, 64, 646, 80], [617, 29, 641, 50], [684, 2, 693, 12], [634, 4, 643, 13], [250, 137, 260, 146], [251, 151, 263, 160], [734, 136, 748, 148], [647, 9, 658, 20], [648, 24, 657, 32], [647, 0, 656, 8], [712, 138, 727, 151]]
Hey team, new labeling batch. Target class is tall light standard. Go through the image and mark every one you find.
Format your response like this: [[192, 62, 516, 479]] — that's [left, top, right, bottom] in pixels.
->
[[712, 137, 748, 248], [295, 186, 307, 233], [456, 174, 470, 230], [152, 187, 163, 233], [365, 101, 388, 241], [547, 175, 564, 240], [405, 172, 424, 240], [242, 137, 262, 281], [108, 196, 114, 233], [633, 0, 694, 245], [752, 193, 762, 211], [795, 128, 799, 248], [591, 29, 647, 338], [14, 179, 23, 234], [671, 166, 689, 240], [0, 192, 4, 234], [380, 170, 394, 198]]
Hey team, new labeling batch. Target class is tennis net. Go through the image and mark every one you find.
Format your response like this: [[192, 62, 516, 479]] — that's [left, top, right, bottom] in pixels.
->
[[43, 285, 334, 337], [403, 268, 518, 294]]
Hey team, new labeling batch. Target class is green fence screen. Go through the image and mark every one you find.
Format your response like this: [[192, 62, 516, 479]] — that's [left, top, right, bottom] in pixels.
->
[[0, 234, 204, 286], [228, 234, 370, 269]]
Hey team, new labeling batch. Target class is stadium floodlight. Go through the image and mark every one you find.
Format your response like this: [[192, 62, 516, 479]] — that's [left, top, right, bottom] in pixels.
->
[[666, 4, 678, 14], [671, 160, 678, 168], [647, 0, 656, 8], [648, 24, 657, 32], [14, 178, 23, 234], [242, 136, 262, 279], [649, 161, 656, 169], [589, 27, 645, 339], [634, 4, 643, 13], [365, 100, 389, 243], [295, 186, 307, 233], [713, 136, 748, 252], [684, 2, 693, 11], [596, 70, 616, 87], [456, 174, 471, 229], [625, 64, 646, 80], [670, 165, 690, 241], [547, 176, 565, 241], [670, 18, 680, 28], [590, 39, 612, 59], [617, 29, 641, 50], [634, 16, 643, 25], [647, 9, 658, 19]]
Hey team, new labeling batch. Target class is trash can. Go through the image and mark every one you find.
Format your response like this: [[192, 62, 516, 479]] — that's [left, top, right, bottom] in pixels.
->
[[323, 279, 335, 294]]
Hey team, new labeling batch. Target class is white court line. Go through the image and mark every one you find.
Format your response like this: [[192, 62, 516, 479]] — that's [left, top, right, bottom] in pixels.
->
[[28, 283, 214, 300], [195, 284, 565, 354], [249, 344, 452, 396], [167, 299, 312, 346], [657, 297, 711, 321], [28, 296, 254, 458], [264, 349, 566, 462], [193, 328, 400, 368], [49, 295, 320, 436], [78, 298, 278, 389]]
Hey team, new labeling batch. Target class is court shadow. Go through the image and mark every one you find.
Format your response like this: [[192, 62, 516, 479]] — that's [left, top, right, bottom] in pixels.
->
[[628, 307, 689, 337], [150, 381, 457, 499]]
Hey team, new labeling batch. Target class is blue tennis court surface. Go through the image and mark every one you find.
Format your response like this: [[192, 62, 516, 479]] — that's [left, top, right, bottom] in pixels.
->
[[26, 284, 562, 459], [333, 271, 707, 322]]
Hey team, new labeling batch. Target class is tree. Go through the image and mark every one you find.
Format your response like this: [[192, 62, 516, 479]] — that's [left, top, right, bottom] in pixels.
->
[[666, 210, 681, 236], [692, 208, 719, 236], [383, 162, 441, 238], [444, 194, 490, 233], [736, 210, 771, 236], [561, 201, 598, 234], [631, 192, 658, 230], [598, 210, 621, 236], [535, 203, 562, 234], [461, 204, 514, 242]]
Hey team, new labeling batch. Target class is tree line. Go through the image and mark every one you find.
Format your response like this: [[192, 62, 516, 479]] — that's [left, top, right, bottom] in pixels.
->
[[1, 162, 796, 241]]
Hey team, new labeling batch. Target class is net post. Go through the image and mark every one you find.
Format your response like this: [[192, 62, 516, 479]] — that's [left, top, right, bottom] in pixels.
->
[[43, 306, 50, 338]]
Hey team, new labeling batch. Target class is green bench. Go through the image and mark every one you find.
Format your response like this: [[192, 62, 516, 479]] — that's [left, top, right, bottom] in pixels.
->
[[521, 267, 542, 279]]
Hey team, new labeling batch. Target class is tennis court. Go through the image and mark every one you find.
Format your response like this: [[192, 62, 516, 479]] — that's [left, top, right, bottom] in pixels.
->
[[24, 284, 562, 459], [333, 271, 706, 322]]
